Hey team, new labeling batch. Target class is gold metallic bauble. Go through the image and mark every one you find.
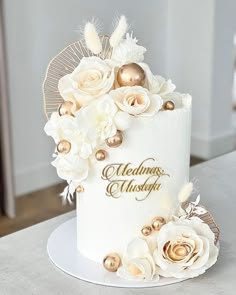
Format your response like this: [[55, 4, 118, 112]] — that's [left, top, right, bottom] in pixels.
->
[[141, 225, 152, 236], [95, 149, 107, 161], [105, 130, 123, 148], [151, 217, 166, 231], [117, 63, 146, 87], [76, 185, 84, 193], [57, 140, 71, 154], [163, 100, 175, 111], [103, 253, 121, 272], [58, 101, 74, 116]]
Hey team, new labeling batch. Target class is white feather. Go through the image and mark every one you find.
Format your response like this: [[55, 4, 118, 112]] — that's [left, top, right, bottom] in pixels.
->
[[110, 15, 128, 48], [84, 22, 102, 54], [178, 182, 193, 203]]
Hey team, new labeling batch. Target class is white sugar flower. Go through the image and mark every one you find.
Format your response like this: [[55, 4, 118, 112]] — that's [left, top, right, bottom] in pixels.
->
[[52, 154, 89, 184], [111, 33, 146, 65], [153, 218, 219, 279], [110, 86, 163, 117], [76, 95, 131, 144], [117, 238, 158, 281], [140, 63, 176, 96], [58, 56, 115, 107], [44, 113, 78, 143], [44, 112, 94, 159]]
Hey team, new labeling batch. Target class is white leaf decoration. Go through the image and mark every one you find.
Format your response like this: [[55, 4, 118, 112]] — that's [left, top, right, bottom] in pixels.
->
[[192, 194, 200, 206], [194, 207, 208, 215]]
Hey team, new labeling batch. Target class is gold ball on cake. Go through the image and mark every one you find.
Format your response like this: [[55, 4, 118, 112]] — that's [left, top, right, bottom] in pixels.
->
[[76, 185, 84, 193], [105, 130, 123, 148], [117, 63, 145, 87], [57, 140, 71, 154], [103, 253, 121, 272], [141, 225, 152, 236], [95, 150, 107, 161], [58, 101, 74, 116], [163, 100, 175, 111], [151, 217, 166, 231]]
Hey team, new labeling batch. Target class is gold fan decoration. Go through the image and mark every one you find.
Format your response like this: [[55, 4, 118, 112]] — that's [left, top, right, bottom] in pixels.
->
[[42, 35, 112, 119], [182, 201, 220, 244]]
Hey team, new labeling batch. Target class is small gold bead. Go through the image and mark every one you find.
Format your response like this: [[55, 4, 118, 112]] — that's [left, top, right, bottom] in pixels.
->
[[103, 253, 121, 272], [141, 225, 152, 236], [151, 217, 166, 231], [106, 130, 123, 148], [76, 185, 84, 193], [58, 101, 74, 116], [57, 140, 71, 154], [95, 150, 107, 161], [163, 100, 175, 111]]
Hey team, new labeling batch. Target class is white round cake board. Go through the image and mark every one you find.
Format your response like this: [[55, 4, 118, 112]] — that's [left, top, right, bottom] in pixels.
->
[[47, 217, 188, 288]]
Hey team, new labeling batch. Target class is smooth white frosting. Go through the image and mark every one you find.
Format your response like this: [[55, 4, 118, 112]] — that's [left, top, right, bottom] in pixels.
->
[[77, 95, 192, 263]]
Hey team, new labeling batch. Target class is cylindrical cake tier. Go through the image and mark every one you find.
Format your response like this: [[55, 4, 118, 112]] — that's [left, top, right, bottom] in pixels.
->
[[77, 97, 191, 263]]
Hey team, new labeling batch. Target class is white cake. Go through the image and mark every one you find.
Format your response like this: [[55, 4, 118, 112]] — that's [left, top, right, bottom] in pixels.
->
[[77, 95, 191, 262], [43, 16, 219, 282]]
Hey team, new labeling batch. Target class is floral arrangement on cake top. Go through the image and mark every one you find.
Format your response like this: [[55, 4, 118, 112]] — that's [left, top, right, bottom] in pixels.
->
[[43, 15, 219, 282], [44, 16, 189, 202]]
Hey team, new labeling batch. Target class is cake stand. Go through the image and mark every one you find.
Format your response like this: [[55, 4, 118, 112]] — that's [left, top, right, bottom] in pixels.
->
[[47, 217, 188, 288]]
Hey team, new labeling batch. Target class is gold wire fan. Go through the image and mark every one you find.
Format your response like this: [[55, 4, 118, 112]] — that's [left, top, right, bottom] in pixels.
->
[[42, 35, 112, 119], [182, 202, 220, 244]]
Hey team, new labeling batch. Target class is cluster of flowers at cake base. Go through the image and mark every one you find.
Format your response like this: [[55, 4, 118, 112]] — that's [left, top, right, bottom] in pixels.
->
[[103, 185, 219, 281], [116, 217, 218, 281], [44, 18, 192, 202]]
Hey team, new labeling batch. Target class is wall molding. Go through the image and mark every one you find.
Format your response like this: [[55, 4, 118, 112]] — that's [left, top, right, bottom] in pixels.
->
[[191, 131, 236, 159]]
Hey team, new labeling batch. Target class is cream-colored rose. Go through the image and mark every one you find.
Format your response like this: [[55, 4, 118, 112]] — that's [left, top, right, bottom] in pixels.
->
[[153, 218, 219, 279], [58, 56, 115, 107], [44, 112, 94, 159], [117, 238, 158, 281], [110, 86, 163, 117], [52, 154, 89, 183]]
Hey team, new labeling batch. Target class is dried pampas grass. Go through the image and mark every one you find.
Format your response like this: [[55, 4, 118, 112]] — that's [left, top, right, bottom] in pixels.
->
[[109, 15, 128, 48], [84, 22, 102, 54], [178, 182, 193, 203]]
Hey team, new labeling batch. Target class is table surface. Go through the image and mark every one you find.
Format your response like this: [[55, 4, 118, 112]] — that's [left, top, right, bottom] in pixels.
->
[[1, 152, 236, 295]]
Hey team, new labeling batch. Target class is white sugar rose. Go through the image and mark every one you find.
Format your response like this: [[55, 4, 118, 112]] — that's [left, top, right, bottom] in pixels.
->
[[111, 33, 146, 65], [58, 56, 115, 107], [110, 86, 163, 117], [44, 113, 94, 159], [140, 63, 176, 96], [52, 154, 89, 183], [153, 218, 219, 279], [76, 95, 131, 143], [117, 238, 158, 281]]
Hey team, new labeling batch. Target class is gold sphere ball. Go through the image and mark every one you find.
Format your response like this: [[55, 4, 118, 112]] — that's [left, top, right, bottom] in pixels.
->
[[76, 185, 84, 193], [117, 63, 146, 87], [141, 225, 152, 236], [57, 140, 71, 154], [151, 217, 166, 231], [105, 130, 123, 148], [103, 253, 121, 272], [163, 100, 175, 111], [58, 101, 74, 116], [95, 150, 107, 161]]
